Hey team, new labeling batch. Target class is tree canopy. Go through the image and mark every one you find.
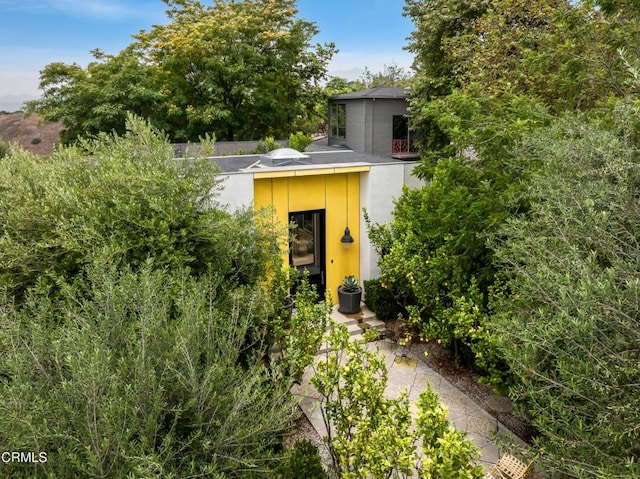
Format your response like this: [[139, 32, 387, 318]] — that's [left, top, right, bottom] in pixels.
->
[[403, 0, 640, 151], [27, 0, 335, 143]]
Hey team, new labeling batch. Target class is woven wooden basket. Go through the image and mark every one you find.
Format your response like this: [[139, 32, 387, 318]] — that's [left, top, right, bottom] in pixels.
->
[[484, 454, 536, 479]]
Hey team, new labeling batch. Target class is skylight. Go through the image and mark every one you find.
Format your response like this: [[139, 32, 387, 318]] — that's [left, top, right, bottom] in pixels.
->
[[260, 148, 311, 167]]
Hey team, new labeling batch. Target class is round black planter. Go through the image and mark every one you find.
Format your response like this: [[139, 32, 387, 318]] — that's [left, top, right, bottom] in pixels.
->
[[337, 286, 362, 314]]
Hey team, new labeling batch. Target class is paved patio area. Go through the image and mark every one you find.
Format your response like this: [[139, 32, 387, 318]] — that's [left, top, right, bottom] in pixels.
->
[[292, 336, 519, 474]]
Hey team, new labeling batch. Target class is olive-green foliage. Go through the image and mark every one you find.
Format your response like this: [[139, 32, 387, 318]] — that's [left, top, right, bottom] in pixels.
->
[[311, 324, 483, 479], [403, 0, 490, 151], [363, 278, 403, 320], [366, 69, 551, 390], [445, 0, 637, 115], [273, 271, 329, 383], [492, 113, 640, 478], [26, 48, 166, 145], [277, 440, 327, 479], [0, 264, 297, 478], [404, 0, 640, 153], [288, 131, 312, 152], [359, 63, 413, 89], [0, 114, 273, 302]]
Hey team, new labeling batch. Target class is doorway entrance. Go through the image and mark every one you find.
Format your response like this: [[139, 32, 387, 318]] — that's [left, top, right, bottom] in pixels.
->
[[289, 209, 326, 298]]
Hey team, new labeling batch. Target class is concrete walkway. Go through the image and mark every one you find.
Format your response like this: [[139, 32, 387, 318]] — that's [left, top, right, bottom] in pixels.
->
[[291, 317, 518, 474]]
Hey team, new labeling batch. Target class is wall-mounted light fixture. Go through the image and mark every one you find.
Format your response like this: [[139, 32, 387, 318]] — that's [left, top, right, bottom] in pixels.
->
[[341, 175, 355, 249]]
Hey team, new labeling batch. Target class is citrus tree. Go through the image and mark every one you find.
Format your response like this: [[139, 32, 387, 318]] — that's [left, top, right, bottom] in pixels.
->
[[311, 325, 483, 478]]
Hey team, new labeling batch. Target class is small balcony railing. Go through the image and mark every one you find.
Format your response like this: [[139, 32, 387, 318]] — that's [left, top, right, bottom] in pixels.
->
[[392, 139, 417, 154]]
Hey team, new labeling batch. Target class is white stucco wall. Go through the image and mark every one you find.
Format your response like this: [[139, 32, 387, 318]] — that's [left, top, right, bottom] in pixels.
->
[[217, 173, 254, 211], [403, 163, 423, 188]]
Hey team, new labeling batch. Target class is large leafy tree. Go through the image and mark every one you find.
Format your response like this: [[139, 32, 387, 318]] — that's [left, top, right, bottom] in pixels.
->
[[379, 0, 640, 383], [403, 0, 490, 150], [26, 48, 165, 145], [27, 0, 335, 143], [491, 110, 640, 478], [390, 1, 640, 474], [367, 89, 550, 385], [358, 63, 413, 89], [403, 0, 489, 99], [447, 0, 639, 114], [404, 0, 640, 151]]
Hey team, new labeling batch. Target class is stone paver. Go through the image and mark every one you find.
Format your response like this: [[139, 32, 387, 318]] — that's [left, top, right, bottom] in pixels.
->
[[293, 313, 520, 474]]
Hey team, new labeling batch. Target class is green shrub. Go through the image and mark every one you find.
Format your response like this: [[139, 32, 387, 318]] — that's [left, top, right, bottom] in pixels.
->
[[278, 439, 327, 479], [0, 113, 332, 478], [251, 140, 266, 154], [288, 131, 312, 152], [265, 136, 280, 151], [364, 278, 403, 320], [311, 324, 483, 478], [0, 114, 276, 302]]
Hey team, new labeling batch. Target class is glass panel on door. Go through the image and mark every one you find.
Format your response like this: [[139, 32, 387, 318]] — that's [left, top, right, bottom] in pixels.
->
[[290, 210, 325, 298]]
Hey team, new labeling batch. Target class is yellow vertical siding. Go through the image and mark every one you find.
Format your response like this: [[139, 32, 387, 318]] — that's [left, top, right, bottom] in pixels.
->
[[254, 172, 360, 300], [287, 176, 326, 211]]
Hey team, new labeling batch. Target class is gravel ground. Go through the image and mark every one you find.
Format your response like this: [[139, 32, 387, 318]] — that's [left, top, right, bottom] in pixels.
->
[[411, 339, 537, 443]]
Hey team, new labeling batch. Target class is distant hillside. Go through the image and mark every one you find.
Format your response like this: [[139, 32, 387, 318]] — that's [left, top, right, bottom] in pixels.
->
[[0, 112, 63, 155]]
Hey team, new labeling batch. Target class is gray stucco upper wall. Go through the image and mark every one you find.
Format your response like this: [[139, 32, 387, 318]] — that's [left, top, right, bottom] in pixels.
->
[[346, 100, 366, 152], [372, 98, 411, 157], [328, 96, 410, 157]]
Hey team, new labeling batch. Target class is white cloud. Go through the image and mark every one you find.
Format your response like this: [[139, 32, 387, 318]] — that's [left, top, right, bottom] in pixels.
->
[[0, 46, 95, 97], [0, 71, 41, 98], [327, 50, 415, 80], [0, 0, 158, 20], [48, 0, 142, 20]]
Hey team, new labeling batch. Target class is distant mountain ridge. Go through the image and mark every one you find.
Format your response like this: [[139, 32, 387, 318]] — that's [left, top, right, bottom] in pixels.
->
[[0, 94, 39, 113], [0, 112, 63, 155]]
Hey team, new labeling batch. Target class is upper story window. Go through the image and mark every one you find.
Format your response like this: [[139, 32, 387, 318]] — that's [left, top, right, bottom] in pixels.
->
[[330, 103, 346, 139]]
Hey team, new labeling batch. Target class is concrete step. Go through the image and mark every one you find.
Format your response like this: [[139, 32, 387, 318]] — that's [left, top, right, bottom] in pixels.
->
[[317, 303, 386, 354], [330, 305, 359, 326], [331, 303, 377, 321], [347, 322, 365, 336], [271, 303, 386, 356], [364, 318, 385, 331]]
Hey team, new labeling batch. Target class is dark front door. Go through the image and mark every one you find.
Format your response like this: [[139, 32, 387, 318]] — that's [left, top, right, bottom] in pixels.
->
[[289, 210, 326, 298]]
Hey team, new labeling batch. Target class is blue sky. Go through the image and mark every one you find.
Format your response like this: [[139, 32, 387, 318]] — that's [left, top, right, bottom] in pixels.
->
[[0, 0, 415, 111]]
